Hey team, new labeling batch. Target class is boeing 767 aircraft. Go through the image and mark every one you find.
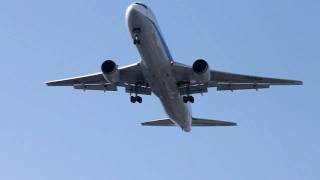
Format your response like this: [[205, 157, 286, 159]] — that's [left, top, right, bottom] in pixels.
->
[[46, 3, 302, 132]]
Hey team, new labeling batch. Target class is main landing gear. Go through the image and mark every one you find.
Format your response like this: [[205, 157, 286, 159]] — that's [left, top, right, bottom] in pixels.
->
[[130, 95, 142, 103], [132, 28, 141, 45], [183, 96, 194, 103]]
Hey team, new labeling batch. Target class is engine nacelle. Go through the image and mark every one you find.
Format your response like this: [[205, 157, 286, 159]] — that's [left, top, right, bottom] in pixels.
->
[[101, 60, 119, 83], [192, 59, 211, 82]]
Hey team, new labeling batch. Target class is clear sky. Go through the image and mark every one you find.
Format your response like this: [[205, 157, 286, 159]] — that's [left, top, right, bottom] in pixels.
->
[[0, 0, 319, 179]]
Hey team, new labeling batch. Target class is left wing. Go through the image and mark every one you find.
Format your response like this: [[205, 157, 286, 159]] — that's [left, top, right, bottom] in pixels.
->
[[172, 62, 302, 93], [46, 62, 151, 95]]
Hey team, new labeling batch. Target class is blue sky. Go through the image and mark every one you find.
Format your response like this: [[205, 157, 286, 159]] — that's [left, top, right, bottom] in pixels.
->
[[0, 0, 319, 179]]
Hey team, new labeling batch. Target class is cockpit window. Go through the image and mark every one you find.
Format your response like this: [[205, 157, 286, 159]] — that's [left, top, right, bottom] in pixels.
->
[[135, 3, 148, 9]]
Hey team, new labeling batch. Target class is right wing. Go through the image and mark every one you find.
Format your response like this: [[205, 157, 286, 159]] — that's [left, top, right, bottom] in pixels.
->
[[46, 62, 151, 95], [45, 72, 105, 86]]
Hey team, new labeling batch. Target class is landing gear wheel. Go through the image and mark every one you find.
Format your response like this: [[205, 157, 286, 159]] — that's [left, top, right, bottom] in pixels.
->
[[130, 95, 142, 103], [189, 96, 194, 103], [130, 96, 136, 103], [183, 96, 194, 103], [136, 96, 142, 103], [183, 96, 188, 103]]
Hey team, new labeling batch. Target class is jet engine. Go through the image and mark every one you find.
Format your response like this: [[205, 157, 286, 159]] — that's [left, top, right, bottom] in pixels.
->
[[101, 60, 120, 83], [192, 59, 211, 82]]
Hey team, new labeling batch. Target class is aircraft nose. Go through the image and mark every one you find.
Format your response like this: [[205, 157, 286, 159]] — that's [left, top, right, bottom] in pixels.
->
[[126, 2, 149, 18], [126, 3, 141, 18], [125, 3, 146, 29]]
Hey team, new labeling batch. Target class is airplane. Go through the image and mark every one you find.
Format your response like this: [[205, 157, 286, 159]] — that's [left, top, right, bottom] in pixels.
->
[[46, 2, 302, 132]]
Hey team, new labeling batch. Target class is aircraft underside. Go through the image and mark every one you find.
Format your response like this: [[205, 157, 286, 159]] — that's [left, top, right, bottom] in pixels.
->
[[45, 2, 302, 132]]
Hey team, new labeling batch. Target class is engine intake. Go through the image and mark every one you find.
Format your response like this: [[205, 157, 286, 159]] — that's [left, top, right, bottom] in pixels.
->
[[192, 59, 208, 74], [101, 60, 117, 74], [192, 59, 210, 83], [101, 60, 119, 83]]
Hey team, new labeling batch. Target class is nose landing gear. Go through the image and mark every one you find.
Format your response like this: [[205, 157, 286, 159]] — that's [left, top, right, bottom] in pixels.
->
[[132, 28, 141, 45], [133, 35, 140, 45]]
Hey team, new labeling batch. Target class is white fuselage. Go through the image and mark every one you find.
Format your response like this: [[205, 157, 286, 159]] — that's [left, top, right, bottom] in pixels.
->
[[126, 3, 192, 132]]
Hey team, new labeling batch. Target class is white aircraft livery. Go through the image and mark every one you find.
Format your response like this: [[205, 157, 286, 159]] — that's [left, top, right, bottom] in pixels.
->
[[46, 3, 302, 132]]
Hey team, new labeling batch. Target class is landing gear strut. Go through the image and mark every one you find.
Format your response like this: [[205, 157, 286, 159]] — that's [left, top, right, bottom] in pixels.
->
[[133, 35, 140, 45], [183, 96, 194, 103], [130, 95, 142, 103]]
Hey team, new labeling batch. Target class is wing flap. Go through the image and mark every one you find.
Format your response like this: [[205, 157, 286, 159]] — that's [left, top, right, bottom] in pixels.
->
[[178, 84, 208, 95], [73, 84, 117, 91], [216, 83, 270, 91], [71, 83, 153, 95], [125, 85, 152, 95]]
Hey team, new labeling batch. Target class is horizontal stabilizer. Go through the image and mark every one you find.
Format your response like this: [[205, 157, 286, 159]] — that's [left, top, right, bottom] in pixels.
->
[[141, 118, 237, 127], [141, 118, 174, 126], [192, 117, 237, 126]]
